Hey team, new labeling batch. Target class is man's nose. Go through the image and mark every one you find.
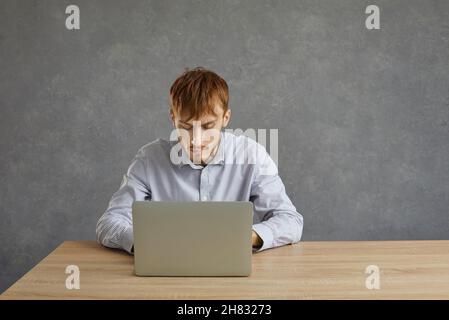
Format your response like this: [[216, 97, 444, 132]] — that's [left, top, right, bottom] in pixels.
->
[[192, 126, 202, 147]]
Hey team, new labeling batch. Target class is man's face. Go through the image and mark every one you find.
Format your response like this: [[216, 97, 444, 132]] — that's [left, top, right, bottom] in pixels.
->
[[171, 104, 231, 164]]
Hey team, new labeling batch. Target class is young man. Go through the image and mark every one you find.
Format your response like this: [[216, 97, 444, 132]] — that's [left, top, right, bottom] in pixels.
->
[[96, 67, 303, 253]]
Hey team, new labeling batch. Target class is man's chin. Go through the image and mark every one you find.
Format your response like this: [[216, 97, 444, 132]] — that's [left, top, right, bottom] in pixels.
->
[[190, 154, 210, 164], [182, 143, 218, 164]]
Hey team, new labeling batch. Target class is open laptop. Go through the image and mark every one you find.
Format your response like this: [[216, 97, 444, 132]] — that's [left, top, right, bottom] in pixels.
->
[[132, 201, 253, 277]]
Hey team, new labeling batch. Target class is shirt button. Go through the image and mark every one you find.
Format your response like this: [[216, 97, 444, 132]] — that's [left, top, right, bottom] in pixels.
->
[[202, 195, 208, 201]]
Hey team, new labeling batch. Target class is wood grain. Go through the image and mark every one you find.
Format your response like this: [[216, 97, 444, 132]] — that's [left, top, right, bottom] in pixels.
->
[[2, 240, 449, 299]]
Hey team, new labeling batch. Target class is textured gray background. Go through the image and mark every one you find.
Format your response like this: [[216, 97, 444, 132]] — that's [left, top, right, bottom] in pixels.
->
[[1, 0, 448, 293]]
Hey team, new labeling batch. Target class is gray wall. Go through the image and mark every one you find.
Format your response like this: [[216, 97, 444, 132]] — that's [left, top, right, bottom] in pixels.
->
[[1, 0, 448, 293]]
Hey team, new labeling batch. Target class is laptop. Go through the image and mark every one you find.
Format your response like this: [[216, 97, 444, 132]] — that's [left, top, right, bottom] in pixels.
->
[[132, 201, 253, 277]]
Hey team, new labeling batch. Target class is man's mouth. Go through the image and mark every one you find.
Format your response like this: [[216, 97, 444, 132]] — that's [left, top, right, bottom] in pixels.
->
[[190, 145, 207, 151]]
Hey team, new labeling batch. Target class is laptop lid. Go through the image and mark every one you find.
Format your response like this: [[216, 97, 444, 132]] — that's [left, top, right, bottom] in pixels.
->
[[132, 201, 253, 277]]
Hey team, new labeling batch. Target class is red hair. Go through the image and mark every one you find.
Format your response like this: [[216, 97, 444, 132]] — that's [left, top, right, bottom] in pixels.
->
[[169, 67, 229, 121]]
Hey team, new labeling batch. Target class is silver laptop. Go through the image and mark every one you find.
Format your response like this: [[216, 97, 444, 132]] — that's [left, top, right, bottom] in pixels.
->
[[132, 201, 253, 277]]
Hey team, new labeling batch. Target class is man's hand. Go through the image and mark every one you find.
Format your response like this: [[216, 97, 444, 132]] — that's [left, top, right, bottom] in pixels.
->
[[252, 230, 263, 248]]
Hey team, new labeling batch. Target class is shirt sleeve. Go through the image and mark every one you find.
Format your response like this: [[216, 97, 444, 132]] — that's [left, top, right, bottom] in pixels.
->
[[250, 145, 304, 252], [96, 148, 151, 254]]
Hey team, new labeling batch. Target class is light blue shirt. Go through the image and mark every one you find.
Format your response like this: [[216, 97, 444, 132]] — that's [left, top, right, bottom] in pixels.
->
[[96, 131, 303, 254]]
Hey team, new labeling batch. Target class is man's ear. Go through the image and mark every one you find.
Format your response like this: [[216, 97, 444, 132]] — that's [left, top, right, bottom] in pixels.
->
[[169, 109, 176, 127], [223, 109, 231, 128]]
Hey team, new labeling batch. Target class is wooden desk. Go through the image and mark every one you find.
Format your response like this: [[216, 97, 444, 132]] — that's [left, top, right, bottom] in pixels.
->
[[2, 240, 449, 299]]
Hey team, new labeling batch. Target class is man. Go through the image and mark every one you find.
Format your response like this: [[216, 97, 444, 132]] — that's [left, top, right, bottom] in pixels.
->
[[96, 67, 303, 253]]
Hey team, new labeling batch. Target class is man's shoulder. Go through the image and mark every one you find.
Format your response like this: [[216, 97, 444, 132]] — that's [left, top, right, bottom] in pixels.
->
[[135, 138, 172, 160]]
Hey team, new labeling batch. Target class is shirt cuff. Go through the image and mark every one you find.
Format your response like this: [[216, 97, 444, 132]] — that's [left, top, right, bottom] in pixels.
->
[[252, 223, 274, 252], [120, 226, 134, 255]]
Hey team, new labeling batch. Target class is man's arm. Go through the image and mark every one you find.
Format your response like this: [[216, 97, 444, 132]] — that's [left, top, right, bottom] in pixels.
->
[[96, 148, 150, 254], [250, 145, 304, 252]]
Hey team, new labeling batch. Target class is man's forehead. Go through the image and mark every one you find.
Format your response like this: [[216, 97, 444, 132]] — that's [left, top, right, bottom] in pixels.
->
[[178, 106, 223, 124], [180, 115, 217, 124]]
